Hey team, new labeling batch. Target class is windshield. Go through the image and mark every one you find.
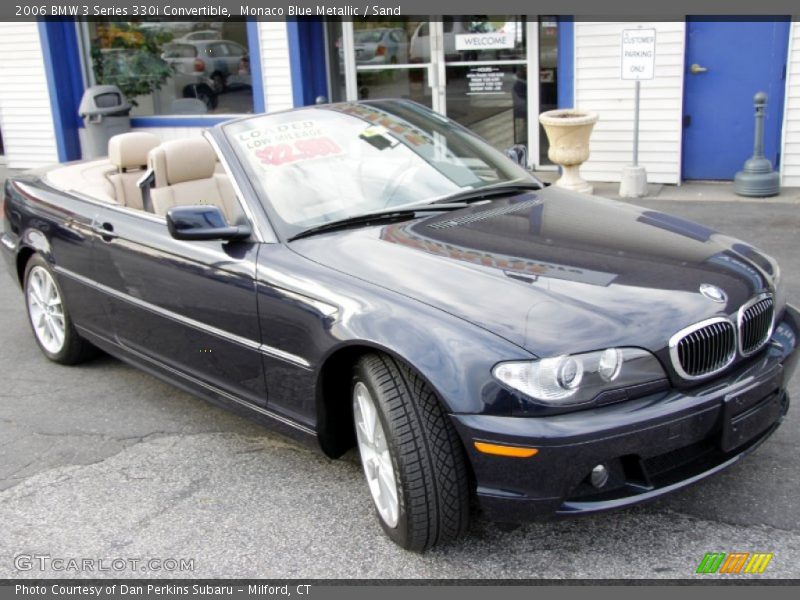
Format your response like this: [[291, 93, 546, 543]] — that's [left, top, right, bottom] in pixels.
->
[[223, 100, 536, 237]]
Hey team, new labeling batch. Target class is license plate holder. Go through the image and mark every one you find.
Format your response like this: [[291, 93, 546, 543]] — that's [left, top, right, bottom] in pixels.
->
[[720, 367, 784, 453]]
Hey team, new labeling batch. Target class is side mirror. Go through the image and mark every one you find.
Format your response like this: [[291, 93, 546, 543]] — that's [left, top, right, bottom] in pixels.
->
[[504, 144, 529, 168], [166, 205, 251, 241]]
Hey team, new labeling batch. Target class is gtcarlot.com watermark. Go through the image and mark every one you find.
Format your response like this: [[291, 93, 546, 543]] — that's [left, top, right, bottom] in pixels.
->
[[14, 553, 195, 573]]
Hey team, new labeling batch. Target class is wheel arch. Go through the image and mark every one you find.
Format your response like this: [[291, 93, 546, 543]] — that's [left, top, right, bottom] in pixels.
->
[[15, 230, 52, 286], [315, 340, 453, 459], [16, 245, 35, 286]]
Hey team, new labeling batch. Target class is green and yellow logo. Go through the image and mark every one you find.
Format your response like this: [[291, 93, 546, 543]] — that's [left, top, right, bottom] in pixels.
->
[[696, 552, 773, 574]]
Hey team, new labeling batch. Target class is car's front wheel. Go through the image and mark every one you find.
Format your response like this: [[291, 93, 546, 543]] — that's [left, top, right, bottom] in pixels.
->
[[24, 255, 94, 364], [352, 354, 470, 551], [211, 72, 226, 94]]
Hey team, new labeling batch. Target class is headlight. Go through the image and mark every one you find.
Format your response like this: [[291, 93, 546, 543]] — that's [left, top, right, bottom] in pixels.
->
[[492, 347, 666, 407]]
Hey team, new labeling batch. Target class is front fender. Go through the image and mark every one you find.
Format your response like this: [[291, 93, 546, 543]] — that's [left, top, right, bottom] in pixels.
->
[[324, 301, 532, 416], [256, 244, 534, 418]]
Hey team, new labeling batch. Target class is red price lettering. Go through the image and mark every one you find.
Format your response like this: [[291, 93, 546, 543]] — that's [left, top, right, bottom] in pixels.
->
[[255, 137, 342, 166]]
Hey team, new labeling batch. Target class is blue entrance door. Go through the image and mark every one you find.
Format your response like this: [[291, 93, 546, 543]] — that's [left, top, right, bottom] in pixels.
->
[[682, 18, 790, 180]]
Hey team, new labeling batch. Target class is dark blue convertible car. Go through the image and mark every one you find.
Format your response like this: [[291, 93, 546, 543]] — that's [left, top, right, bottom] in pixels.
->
[[2, 100, 797, 551]]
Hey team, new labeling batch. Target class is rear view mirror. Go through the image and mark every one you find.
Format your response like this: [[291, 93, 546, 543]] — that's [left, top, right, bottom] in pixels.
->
[[166, 205, 251, 241]]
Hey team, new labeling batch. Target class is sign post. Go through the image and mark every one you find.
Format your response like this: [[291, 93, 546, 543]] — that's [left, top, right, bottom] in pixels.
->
[[619, 27, 656, 197]]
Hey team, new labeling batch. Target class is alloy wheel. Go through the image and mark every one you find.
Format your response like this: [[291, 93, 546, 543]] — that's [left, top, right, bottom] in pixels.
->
[[353, 381, 400, 528], [26, 266, 66, 354]]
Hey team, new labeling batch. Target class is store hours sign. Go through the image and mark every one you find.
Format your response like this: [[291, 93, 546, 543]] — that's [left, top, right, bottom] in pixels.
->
[[621, 28, 656, 80]]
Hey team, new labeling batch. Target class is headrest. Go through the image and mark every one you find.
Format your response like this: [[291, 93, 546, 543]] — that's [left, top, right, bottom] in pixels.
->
[[150, 138, 217, 186], [108, 132, 160, 170]]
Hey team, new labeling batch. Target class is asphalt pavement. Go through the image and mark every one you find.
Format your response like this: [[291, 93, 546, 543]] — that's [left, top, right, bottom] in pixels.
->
[[1, 174, 799, 578]]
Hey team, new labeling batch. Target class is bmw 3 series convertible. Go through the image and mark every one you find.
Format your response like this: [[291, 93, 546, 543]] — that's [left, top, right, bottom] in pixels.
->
[[2, 100, 797, 551]]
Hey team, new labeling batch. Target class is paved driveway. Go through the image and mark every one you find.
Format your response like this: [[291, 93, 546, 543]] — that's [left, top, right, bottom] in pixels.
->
[[1, 192, 799, 578]]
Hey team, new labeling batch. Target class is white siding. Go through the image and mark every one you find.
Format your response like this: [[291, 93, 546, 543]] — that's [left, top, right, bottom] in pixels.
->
[[781, 21, 800, 187], [573, 22, 686, 184], [259, 21, 295, 112], [0, 22, 59, 168]]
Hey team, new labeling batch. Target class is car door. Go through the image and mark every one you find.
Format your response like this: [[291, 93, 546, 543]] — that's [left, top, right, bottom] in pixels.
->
[[90, 203, 268, 407], [30, 188, 113, 339]]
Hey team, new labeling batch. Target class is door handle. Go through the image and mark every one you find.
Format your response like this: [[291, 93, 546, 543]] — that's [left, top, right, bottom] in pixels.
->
[[91, 222, 119, 240], [690, 63, 708, 75]]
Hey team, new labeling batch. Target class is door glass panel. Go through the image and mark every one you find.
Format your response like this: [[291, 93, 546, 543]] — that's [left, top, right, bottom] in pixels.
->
[[445, 64, 527, 151], [353, 19, 428, 65], [444, 16, 526, 62], [325, 20, 346, 102], [357, 68, 432, 108], [538, 17, 559, 165]]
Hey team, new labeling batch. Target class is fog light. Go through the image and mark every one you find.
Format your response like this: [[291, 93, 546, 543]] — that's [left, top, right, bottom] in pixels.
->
[[590, 464, 609, 488]]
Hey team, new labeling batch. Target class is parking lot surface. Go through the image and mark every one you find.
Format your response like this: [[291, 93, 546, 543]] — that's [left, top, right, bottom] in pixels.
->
[[1, 192, 799, 578]]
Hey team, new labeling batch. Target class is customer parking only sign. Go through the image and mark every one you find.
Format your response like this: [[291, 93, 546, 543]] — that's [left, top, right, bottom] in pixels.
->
[[621, 28, 656, 80]]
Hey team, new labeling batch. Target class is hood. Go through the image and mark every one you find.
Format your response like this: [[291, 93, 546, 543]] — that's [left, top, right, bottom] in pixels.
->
[[290, 187, 778, 357]]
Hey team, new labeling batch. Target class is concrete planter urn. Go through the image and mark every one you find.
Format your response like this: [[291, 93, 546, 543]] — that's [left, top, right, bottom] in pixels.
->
[[539, 109, 599, 194]]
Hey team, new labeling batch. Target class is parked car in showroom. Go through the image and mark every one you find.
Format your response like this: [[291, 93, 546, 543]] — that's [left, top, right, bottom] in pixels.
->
[[162, 39, 248, 94], [353, 28, 409, 64], [175, 29, 222, 42], [160, 43, 219, 110], [2, 100, 797, 552]]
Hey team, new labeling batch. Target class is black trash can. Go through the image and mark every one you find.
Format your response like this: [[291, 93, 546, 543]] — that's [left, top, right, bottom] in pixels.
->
[[78, 85, 132, 159]]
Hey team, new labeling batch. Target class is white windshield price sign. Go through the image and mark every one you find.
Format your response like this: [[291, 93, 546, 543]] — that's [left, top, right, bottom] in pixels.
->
[[621, 28, 656, 80]]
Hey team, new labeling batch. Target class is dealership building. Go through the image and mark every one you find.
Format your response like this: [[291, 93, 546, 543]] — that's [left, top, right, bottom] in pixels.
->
[[0, 17, 799, 187]]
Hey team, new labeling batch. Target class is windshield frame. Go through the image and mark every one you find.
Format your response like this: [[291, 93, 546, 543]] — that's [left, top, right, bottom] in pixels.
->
[[220, 99, 543, 242]]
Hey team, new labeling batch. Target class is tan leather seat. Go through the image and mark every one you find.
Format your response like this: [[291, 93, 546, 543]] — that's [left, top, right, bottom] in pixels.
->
[[107, 132, 161, 210], [149, 138, 242, 224]]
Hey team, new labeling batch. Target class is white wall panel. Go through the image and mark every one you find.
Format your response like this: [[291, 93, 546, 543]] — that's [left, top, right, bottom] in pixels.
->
[[780, 21, 800, 187], [0, 22, 59, 168], [574, 21, 686, 184]]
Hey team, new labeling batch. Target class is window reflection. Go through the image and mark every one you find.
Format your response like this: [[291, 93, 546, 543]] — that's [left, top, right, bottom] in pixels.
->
[[85, 21, 254, 116]]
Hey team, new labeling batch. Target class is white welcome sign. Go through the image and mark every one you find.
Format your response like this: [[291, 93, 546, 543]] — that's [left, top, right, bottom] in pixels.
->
[[455, 32, 515, 52]]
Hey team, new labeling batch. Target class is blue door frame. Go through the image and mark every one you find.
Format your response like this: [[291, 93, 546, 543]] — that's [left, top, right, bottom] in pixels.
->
[[39, 19, 84, 162], [682, 18, 790, 180], [287, 19, 329, 106]]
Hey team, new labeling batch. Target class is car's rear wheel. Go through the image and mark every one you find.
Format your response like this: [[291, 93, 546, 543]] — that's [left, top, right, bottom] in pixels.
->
[[24, 255, 93, 365], [352, 353, 470, 551]]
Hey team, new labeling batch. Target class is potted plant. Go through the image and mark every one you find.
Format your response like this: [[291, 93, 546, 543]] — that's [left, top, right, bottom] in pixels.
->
[[539, 109, 599, 194], [91, 23, 174, 107]]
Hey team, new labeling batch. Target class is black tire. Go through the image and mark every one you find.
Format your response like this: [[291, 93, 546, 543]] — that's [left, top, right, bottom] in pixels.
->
[[353, 353, 470, 551], [23, 254, 94, 365], [211, 72, 226, 93]]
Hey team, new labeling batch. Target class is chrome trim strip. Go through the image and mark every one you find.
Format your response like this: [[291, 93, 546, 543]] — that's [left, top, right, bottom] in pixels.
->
[[258, 344, 313, 366], [79, 325, 315, 436], [0, 233, 16, 251], [668, 316, 736, 381], [55, 265, 311, 369], [737, 292, 775, 357], [204, 131, 276, 244]]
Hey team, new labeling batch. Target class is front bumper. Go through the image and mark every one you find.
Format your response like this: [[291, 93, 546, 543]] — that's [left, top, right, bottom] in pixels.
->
[[452, 305, 800, 523]]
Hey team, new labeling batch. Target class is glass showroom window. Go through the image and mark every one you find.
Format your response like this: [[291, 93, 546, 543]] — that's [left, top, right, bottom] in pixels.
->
[[83, 21, 255, 116]]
